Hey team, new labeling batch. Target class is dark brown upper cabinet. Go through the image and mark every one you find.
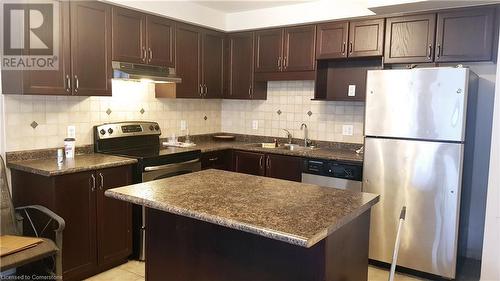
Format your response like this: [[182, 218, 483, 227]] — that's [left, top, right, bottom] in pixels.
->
[[435, 6, 495, 62], [2, 1, 111, 96], [255, 26, 316, 73], [112, 7, 175, 67], [316, 22, 349, 59], [255, 29, 283, 73], [201, 30, 225, 98], [348, 19, 385, 58], [70, 1, 113, 96], [112, 7, 146, 64], [317, 19, 383, 60], [283, 25, 317, 71], [384, 14, 437, 63], [146, 15, 175, 67], [226, 32, 263, 99], [175, 23, 202, 98]]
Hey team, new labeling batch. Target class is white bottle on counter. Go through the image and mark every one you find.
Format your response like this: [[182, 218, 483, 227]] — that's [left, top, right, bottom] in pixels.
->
[[57, 148, 64, 167], [64, 138, 75, 159]]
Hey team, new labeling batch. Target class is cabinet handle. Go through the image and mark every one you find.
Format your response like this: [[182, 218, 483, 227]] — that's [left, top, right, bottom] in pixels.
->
[[283, 56, 287, 69], [148, 48, 153, 62], [277, 57, 281, 70], [90, 174, 96, 192], [98, 173, 104, 190], [199, 84, 203, 96], [142, 47, 146, 62], [65, 75, 71, 93], [209, 157, 219, 161], [204, 84, 208, 97], [436, 44, 441, 59], [427, 44, 432, 60], [74, 75, 79, 93], [266, 156, 271, 170], [342, 42, 346, 54], [349, 42, 353, 54], [248, 86, 252, 98], [259, 156, 264, 170]]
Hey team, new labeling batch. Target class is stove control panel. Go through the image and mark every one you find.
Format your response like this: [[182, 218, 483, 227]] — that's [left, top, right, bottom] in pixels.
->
[[94, 121, 161, 140]]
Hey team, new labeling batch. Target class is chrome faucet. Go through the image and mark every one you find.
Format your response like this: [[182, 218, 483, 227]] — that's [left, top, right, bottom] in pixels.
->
[[300, 123, 311, 147], [283, 129, 293, 144]]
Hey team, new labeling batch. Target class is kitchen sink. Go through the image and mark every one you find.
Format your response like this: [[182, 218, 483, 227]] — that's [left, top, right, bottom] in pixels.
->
[[244, 143, 317, 151]]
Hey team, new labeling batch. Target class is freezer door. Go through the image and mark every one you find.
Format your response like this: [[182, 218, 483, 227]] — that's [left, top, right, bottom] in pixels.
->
[[363, 137, 463, 278], [365, 68, 469, 142]]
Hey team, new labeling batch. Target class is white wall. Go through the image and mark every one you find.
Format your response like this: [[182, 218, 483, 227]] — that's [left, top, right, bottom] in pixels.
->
[[480, 30, 500, 281]]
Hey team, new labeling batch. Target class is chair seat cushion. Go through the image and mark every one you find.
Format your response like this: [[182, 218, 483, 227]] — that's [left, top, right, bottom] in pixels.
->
[[0, 238, 58, 271]]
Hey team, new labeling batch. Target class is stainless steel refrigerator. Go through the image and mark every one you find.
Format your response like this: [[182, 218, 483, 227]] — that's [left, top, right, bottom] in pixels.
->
[[363, 67, 478, 279]]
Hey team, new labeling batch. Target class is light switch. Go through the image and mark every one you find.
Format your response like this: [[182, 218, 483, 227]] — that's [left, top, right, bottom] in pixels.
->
[[67, 125, 76, 138], [348, 85, 356, 97], [180, 120, 187, 131], [342, 125, 353, 136], [252, 120, 258, 130]]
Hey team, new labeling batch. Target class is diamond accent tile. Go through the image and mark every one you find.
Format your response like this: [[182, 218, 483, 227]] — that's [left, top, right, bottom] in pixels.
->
[[106, 108, 112, 115], [276, 109, 282, 115], [30, 121, 38, 129], [140, 108, 145, 114], [204, 116, 208, 120], [307, 111, 313, 116]]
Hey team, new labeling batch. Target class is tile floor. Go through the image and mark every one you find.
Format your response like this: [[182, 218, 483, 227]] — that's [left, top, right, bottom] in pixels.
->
[[85, 260, 428, 281]]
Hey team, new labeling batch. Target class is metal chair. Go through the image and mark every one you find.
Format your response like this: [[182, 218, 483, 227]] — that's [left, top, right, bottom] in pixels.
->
[[0, 155, 65, 277]]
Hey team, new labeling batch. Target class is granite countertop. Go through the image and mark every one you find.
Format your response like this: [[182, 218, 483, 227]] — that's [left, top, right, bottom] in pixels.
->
[[184, 141, 364, 163], [106, 169, 378, 248], [7, 154, 137, 177]]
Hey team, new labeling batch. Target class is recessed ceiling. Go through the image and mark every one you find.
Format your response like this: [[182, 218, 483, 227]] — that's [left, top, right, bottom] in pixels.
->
[[192, 0, 314, 13]]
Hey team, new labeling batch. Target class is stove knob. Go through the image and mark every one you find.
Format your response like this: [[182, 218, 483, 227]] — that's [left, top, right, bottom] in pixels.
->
[[149, 125, 154, 131], [108, 128, 114, 134], [154, 125, 160, 131], [99, 129, 106, 135]]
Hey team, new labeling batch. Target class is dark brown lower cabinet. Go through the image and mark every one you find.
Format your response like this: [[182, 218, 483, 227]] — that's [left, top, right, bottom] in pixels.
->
[[265, 154, 302, 182], [201, 150, 233, 171], [233, 151, 265, 176], [11, 165, 133, 281], [233, 151, 302, 182]]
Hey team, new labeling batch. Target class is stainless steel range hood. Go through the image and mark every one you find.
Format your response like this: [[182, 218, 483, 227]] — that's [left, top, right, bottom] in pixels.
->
[[112, 61, 181, 83]]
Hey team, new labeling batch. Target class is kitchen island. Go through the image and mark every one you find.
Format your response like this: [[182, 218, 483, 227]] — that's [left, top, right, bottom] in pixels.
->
[[106, 169, 379, 281]]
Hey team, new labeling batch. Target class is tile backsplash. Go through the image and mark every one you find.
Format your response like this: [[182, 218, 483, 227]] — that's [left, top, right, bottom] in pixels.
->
[[221, 81, 364, 144], [3, 80, 221, 151], [2, 80, 364, 152]]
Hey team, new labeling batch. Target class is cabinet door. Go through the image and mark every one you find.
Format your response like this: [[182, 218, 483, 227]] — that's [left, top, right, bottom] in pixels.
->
[[227, 32, 254, 99], [96, 166, 132, 270], [176, 24, 202, 98], [233, 151, 265, 176], [435, 7, 495, 62], [202, 30, 224, 98], [384, 14, 436, 63], [70, 1, 112, 96], [54, 171, 97, 280], [254, 29, 283, 73], [201, 150, 232, 170], [265, 154, 302, 182], [283, 25, 316, 71], [348, 19, 384, 58], [146, 15, 175, 67], [2, 0, 71, 95], [112, 7, 146, 64], [316, 22, 349, 59]]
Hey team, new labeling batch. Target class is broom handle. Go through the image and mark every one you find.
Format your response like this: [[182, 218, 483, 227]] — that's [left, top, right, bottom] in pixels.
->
[[389, 206, 406, 281]]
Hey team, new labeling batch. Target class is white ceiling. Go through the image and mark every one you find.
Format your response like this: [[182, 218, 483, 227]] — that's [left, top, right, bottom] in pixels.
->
[[192, 0, 313, 12]]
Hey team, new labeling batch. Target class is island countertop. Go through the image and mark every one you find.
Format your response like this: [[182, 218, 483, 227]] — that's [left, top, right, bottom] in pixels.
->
[[105, 169, 379, 248]]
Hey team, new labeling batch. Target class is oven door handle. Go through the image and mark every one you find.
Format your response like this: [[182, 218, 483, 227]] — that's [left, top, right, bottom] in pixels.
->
[[144, 159, 200, 172]]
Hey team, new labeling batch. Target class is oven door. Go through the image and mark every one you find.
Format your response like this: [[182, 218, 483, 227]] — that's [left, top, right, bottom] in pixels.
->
[[142, 159, 201, 182]]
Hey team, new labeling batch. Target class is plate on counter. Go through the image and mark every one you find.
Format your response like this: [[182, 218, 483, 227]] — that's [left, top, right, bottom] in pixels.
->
[[212, 135, 236, 141]]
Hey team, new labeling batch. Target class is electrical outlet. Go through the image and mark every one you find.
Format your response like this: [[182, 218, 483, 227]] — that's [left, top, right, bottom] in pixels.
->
[[180, 120, 187, 131], [67, 125, 76, 138], [342, 125, 353, 136], [348, 85, 356, 97], [252, 120, 258, 130]]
